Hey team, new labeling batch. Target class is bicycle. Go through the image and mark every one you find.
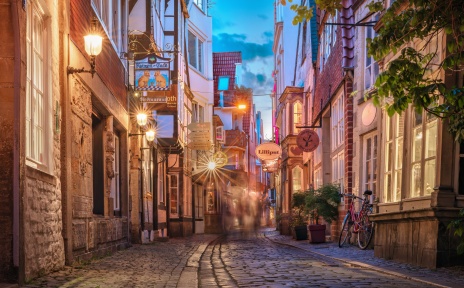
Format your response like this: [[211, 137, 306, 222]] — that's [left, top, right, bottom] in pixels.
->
[[338, 190, 375, 249]]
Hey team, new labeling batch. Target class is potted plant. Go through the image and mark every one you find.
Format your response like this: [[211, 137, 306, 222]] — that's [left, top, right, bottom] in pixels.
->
[[305, 184, 341, 243], [291, 190, 309, 240]]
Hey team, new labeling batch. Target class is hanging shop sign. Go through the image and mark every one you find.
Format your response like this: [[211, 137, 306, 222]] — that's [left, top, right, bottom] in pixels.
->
[[134, 53, 171, 103], [255, 142, 282, 161], [296, 129, 319, 153]]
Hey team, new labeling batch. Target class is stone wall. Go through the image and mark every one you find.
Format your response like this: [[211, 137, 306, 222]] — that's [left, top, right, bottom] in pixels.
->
[[23, 172, 65, 280], [69, 76, 129, 263]]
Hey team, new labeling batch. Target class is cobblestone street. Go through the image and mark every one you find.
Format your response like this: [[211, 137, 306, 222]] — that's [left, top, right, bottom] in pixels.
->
[[4, 228, 461, 288]]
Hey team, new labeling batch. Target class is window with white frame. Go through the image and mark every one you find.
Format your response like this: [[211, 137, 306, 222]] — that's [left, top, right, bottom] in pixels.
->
[[92, 0, 127, 53], [193, 0, 205, 11], [293, 101, 302, 134], [363, 133, 377, 195], [110, 135, 121, 212], [292, 166, 303, 192], [188, 30, 204, 73], [410, 110, 437, 197], [332, 152, 344, 192], [331, 94, 344, 150], [384, 113, 404, 203], [26, 1, 51, 171], [365, 15, 379, 90], [319, 11, 338, 70]]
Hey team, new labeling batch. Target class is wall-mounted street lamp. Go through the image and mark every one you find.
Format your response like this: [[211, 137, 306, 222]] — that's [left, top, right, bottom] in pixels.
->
[[68, 17, 103, 78], [237, 104, 247, 110], [136, 112, 148, 126]]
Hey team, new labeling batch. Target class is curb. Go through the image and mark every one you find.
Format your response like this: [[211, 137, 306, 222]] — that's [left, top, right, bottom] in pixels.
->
[[264, 233, 452, 288]]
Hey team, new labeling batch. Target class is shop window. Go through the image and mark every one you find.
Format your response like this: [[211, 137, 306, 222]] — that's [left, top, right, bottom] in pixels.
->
[[410, 111, 437, 197], [384, 113, 404, 203]]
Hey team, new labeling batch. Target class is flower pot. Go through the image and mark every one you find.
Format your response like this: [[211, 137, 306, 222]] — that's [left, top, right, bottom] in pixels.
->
[[309, 224, 326, 243], [293, 225, 308, 240]]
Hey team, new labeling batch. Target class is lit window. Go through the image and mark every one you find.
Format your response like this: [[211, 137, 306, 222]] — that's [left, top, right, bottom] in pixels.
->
[[293, 102, 302, 134], [384, 113, 404, 203], [188, 30, 204, 73], [26, 1, 51, 171], [292, 166, 303, 192], [410, 111, 437, 197]]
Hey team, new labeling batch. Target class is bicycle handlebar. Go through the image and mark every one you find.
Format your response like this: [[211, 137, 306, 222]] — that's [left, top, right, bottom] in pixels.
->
[[339, 192, 367, 201]]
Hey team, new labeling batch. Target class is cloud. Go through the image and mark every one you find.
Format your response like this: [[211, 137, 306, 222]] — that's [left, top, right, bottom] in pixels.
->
[[263, 31, 273, 39], [258, 14, 268, 20], [212, 18, 235, 30], [213, 33, 273, 61]]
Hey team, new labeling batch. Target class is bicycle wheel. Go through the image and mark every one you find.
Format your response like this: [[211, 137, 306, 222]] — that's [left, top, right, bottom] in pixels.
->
[[357, 213, 374, 249], [338, 212, 352, 248]]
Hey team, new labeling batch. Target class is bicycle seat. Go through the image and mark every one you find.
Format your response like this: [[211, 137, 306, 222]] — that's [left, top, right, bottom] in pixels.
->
[[363, 190, 373, 195]]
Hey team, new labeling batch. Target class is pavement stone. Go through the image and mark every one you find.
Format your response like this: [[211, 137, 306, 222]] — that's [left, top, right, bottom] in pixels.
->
[[264, 228, 464, 288]]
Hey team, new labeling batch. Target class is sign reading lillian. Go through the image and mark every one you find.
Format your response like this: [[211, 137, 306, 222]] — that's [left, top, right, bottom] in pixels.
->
[[134, 53, 171, 98]]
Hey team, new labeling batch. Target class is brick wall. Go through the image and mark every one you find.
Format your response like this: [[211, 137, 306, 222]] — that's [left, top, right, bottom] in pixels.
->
[[70, 0, 128, 110]]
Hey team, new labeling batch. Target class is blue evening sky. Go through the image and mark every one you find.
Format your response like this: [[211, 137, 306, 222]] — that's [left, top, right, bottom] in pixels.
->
[[209, 0, 275, 140]]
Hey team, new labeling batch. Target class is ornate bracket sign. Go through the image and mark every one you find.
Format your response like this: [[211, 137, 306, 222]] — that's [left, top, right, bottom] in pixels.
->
[[135, 53, 171, 103], [255, 142, 282, 161]]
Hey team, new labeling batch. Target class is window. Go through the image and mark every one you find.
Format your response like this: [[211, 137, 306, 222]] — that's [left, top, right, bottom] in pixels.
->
[[331, 94, 344, 150], [92, 0, 127, 53], [384, 113, 404, 203], [193, 0, 205, 11], [293, 102, 302, 134], [218, 76, 230, 91], [365, 15, 380, 90], [301, 21, 307, 65], [314, 167, 322, 188], [26, 1, 51, 171], [188, 31, 204, 73], [158, 155, 165, 203], [170, 174, 178, 215], [194, 185, 204, 219], [319, 11, 338, 69], [332, 152, 344, 192], [363, 133, 377, 196], [110, 135, 121, 212], [410, 111, 437, 197], [314, 129, 322, 165], [292, 166, 303, 192]]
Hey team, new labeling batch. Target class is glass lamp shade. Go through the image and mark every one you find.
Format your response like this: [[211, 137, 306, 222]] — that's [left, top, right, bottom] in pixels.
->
[[136, 113, 148, 126], [207, 161, 216, 170], [238, 104, 247, 110], [84, 34, 103, 56], [145, 130, 156, 142]]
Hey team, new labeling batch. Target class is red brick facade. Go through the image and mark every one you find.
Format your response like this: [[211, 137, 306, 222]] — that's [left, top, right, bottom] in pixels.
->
[[70, 0, 128, 109]]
